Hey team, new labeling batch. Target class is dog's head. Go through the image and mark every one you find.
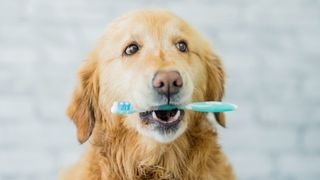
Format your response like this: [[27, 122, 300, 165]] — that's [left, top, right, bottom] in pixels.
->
[[67, 10, 225, 144]]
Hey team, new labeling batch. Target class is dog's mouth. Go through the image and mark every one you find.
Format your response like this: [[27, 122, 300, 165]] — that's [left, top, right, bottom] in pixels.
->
[[139, 108, 185, 126]]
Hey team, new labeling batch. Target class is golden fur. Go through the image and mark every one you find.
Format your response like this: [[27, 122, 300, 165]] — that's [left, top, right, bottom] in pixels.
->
[[60, 10, 235, 180]]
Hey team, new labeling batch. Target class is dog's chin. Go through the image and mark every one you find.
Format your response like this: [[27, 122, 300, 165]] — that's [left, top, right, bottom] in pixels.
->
[[137, 109, 186, 143]]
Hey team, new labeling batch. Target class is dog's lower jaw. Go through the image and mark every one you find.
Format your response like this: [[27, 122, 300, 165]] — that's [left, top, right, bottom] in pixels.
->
[[137, 108, 187, 143], [136, 121, 187, 143]]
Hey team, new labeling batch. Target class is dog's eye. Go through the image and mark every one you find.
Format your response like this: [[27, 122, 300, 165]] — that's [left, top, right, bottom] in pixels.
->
[[176, 41, 188, 52], [124, 44, 139, 55]]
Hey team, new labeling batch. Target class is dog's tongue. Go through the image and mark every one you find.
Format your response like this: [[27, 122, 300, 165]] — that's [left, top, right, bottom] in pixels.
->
[[154, 109, 178, 121]]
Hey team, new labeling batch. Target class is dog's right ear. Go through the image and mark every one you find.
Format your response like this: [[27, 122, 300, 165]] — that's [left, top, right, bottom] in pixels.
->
[[202, 42, 226, 128], [67, 55, 99, 144]]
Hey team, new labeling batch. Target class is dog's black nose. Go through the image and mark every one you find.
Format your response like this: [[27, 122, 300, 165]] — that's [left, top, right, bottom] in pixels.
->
[[152, 71, 183, 96]]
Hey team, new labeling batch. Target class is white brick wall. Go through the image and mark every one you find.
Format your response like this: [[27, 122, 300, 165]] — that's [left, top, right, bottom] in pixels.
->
[[0, 0, 319, 179]]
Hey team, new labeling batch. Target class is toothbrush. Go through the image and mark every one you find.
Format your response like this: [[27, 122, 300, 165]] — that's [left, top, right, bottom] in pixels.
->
[[111, 101, 237, 114]]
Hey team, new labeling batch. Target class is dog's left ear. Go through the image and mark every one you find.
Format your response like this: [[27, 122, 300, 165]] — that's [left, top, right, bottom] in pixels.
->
[[67, 55, 100, 144], [203, 46, 226, 127]]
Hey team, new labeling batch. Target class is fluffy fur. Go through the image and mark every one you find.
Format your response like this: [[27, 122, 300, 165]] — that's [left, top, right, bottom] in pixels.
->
[[60, 10, 235, 180]]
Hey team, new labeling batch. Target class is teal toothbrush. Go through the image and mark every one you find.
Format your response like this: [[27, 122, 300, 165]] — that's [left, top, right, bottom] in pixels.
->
[[111, 101, 237, 114]]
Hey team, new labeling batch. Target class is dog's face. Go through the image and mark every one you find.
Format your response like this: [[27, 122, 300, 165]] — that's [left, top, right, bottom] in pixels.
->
[[67, 10, 225, 144]]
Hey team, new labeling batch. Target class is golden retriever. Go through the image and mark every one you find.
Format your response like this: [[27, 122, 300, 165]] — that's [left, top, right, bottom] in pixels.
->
[[61, 9, 235, 180]]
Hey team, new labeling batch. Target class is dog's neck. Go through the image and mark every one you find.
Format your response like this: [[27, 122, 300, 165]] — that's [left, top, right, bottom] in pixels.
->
[[89, 113, 219, 179]]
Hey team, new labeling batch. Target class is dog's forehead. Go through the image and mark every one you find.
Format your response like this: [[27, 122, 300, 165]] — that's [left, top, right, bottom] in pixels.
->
[[98, 10, 202, 60], [108, 10, 188, 37]]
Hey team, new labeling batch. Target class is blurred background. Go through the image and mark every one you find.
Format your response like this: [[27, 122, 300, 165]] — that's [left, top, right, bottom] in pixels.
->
[[0, 0, 319, 179]]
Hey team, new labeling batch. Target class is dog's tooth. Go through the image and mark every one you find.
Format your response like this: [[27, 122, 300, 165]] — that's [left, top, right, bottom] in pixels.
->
[[173, 110, 180, 120], [152, 111, 158, 119]]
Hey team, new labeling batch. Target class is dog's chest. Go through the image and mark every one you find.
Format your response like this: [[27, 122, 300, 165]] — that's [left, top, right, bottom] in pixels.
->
[[135, 164, 177, 180]]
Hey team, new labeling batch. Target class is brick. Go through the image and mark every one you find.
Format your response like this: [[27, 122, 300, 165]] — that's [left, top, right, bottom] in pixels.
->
[[227, 151, 274, 179], [0, 62, 35, 94], [35, 97, 70, 121], [0, 1, 28, 25], [0, 26, 36, 48], [34, 26, 83, 50], [278, 153, 320, 179], [0, 95, 36, 121], [43, 46, 84, 64], [0, 122, 77, 150], [258, 105, 317, 126], [221, 125, 298, 153], [299, 33, 320, 55], [26, 0, 116, 26], [32, 62, 77, 97], [303, 76, 320, 103], [56, 148, 84, 171], [0, 48, 37, 63], [303, 126, 320, 153], [0, 149, 55, 175]]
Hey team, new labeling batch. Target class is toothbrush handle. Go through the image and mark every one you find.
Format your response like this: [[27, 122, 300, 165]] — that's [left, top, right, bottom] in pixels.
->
[[183, 101, 237, 112]]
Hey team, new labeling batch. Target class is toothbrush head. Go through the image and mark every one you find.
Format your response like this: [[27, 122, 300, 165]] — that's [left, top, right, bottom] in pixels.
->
[[111, 101, 134, 114]]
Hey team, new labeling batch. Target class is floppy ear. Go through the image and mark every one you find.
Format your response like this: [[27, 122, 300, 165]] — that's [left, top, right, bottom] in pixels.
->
[[203, 47, 226, 127], [67, 56, 100, 144]]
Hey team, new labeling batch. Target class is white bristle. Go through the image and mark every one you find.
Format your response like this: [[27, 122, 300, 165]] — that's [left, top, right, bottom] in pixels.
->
[[110, 101, 133, 114]]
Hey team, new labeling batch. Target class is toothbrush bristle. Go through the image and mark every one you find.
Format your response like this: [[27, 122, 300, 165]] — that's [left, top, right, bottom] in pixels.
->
[[117, 101, 132, 112], [111, 101, 132, 114]]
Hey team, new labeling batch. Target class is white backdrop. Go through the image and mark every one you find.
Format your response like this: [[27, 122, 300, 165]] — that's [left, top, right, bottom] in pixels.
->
[[0, 0, 319, 179]]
